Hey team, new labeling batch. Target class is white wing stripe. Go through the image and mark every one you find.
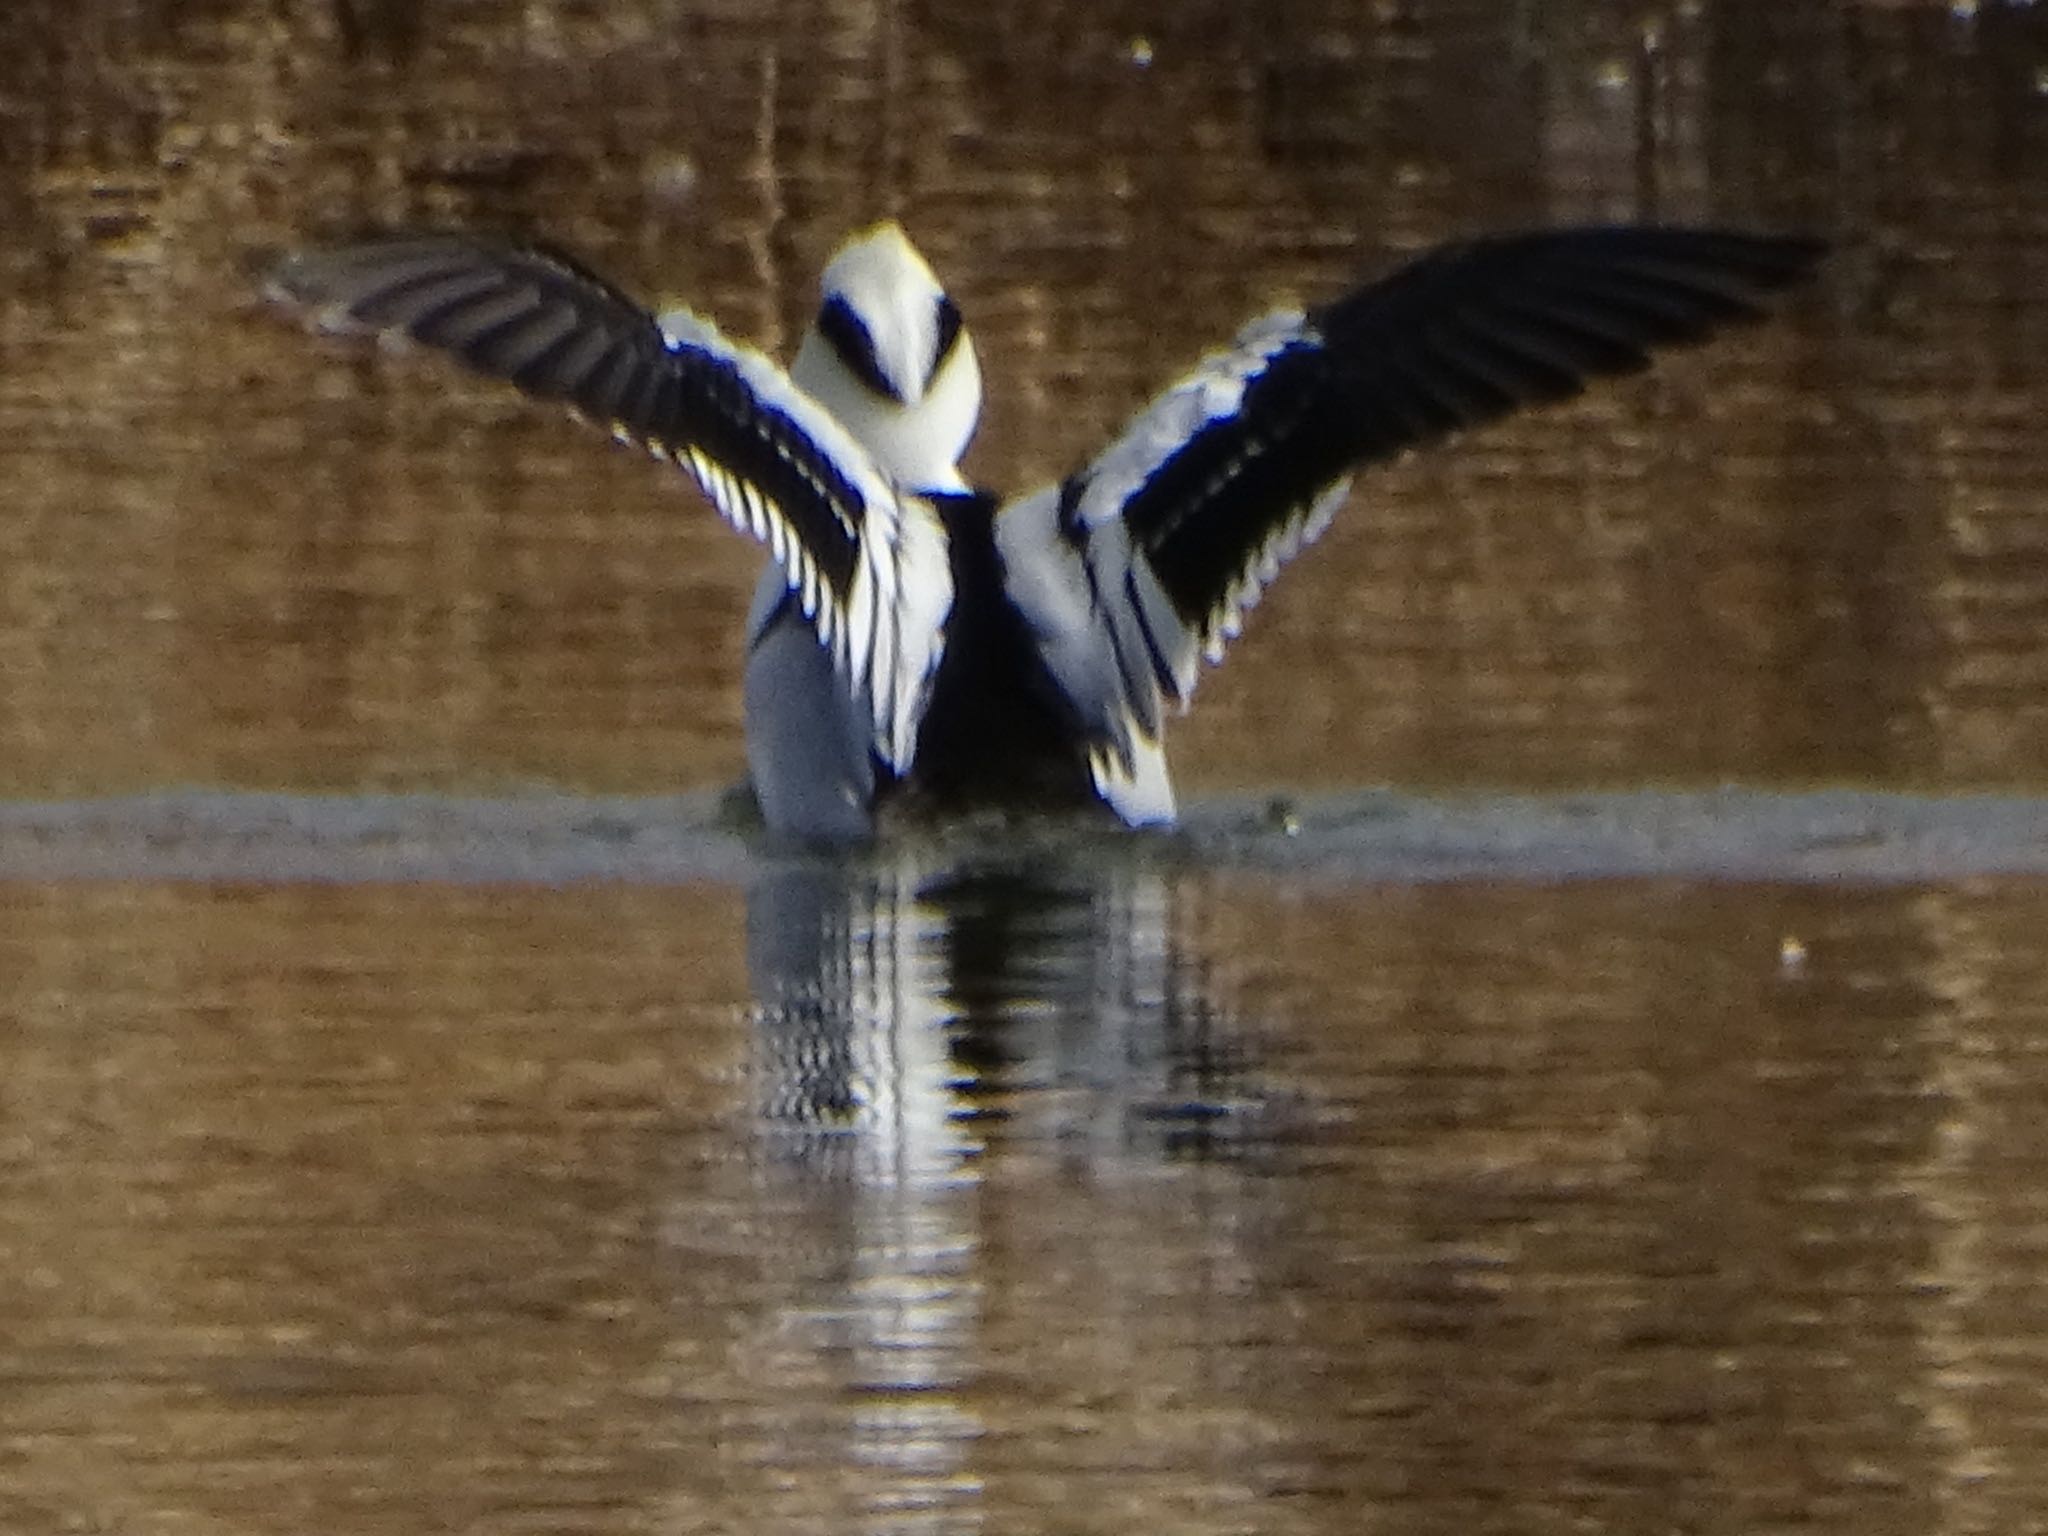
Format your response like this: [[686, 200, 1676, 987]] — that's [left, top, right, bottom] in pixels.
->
[[995, 310, 1340, 785], [1067, 310, 1308, 532], [645, 328, 949, 773]]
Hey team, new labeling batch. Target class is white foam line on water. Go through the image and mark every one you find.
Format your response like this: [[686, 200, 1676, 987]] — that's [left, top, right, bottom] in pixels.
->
[[0, 789, 2041, 886], [1209, 787, 2048, 885], [0, 790, 756, 886]]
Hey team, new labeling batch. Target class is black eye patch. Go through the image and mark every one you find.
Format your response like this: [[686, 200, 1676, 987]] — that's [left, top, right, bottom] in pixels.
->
[[930, 294, 963, 389], [817, 293, 905, 403]]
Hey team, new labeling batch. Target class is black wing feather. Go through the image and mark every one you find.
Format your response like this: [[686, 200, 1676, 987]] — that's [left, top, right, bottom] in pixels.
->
[[1126, 226, 1826, 635], [266, 234, 868, 600]]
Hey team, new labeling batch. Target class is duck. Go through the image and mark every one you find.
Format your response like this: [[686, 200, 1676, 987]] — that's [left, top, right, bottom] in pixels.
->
[[266, 219, 1824, 840]]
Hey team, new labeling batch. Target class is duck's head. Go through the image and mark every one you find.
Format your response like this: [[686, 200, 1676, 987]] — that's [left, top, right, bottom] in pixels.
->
[[791, 221, 982, 491]]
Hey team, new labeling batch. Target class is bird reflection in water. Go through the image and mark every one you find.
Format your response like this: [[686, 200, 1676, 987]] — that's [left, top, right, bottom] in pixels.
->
[[734, 836, 1274, 1518], [749, 844, 1261, 1152]]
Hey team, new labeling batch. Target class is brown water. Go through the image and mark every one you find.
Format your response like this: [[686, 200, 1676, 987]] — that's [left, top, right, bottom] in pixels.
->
[[4, 1, 2048, 1531], [7, 863, 2048, 1535]]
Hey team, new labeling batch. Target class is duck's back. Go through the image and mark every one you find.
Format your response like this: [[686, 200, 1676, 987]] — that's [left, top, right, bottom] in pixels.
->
[[885, 492, 1105, 821]]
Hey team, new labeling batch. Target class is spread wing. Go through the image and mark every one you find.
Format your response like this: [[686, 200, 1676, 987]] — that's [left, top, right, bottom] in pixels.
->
[[998, 225, 1827, 774], [264, 234, 950, 771]]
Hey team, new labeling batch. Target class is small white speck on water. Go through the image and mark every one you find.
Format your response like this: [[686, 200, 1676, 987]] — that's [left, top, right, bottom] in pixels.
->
[[646, 153, 698, 209], [1127, 36, 1155, 68]]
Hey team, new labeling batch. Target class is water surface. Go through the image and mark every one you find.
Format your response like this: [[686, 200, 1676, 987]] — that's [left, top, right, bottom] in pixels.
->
[[5, 850, 2048, 1534]]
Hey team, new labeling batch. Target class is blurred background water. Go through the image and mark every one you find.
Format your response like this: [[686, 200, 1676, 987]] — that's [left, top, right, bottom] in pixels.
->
[[2, 2, 2047, 1532]]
